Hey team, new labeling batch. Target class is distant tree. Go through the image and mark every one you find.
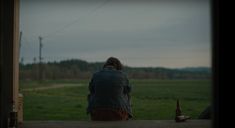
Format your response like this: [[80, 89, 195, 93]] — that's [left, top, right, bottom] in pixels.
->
[[19, 59, 211, 80]]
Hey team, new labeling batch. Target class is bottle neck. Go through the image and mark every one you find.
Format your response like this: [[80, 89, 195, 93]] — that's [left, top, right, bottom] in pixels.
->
[[176, 99, 182, 116]]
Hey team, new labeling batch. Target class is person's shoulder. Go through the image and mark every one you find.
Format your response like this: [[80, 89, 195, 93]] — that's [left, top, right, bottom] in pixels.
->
[[97, 68, 127, 76], [117, 70, 128, 78], [92, 70, 102, 76], [119, 70, 127, 75]]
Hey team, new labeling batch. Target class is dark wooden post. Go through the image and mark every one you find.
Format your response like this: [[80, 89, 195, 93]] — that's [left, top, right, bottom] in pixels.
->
[[0, 0, 19, 127]]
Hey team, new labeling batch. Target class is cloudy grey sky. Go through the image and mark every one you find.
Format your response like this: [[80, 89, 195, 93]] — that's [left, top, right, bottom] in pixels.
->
[[20, 0, 211, 68]]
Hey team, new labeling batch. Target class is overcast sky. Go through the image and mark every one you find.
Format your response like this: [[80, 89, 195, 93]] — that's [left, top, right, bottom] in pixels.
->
[[20, 0, 211, 68]]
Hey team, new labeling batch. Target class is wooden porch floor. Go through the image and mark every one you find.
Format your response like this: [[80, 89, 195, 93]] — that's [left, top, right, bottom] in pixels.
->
[[22, 120, 211, 128]]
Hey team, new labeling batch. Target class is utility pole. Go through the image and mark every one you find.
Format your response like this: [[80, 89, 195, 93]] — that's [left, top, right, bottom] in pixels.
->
[[33, 57, 37, 80], [39, 36, 43, 82], [19, 31, 23, 64]]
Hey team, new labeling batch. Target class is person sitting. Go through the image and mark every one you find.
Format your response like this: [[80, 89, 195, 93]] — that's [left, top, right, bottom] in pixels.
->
[[87, 57, 132, 121]]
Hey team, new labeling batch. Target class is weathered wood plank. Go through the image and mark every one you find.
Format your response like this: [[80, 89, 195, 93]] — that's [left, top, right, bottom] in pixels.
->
[[23, 120, 211, 128]]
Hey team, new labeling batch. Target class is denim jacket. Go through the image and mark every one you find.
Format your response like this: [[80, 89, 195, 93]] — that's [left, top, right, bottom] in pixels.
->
[[87, 66, 132, 118]]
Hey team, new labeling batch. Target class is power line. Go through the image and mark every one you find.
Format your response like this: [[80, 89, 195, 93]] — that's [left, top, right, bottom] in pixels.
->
[[43, 0, 110, 39], [21, 0, 111, 65]]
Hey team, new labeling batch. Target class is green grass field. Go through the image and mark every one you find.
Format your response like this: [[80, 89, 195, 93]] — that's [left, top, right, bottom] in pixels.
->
[[19, 79, 211, 120]]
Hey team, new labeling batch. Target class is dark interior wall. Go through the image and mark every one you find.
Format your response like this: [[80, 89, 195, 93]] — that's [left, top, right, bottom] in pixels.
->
[[212, 0, 219, 127], [0, 0, 14, 127]]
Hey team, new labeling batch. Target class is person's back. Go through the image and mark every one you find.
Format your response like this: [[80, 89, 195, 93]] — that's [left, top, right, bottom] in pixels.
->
[[87, 57, 132, 121]]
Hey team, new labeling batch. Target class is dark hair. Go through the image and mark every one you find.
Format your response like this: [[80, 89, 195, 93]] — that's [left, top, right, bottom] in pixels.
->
[[103, 57, 123, 70]]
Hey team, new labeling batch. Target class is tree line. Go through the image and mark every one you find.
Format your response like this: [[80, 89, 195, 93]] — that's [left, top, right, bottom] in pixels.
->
[[19, 59, 211, 80]]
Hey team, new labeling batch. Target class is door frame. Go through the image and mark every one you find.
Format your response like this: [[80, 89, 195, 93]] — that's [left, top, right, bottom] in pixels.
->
[[0, 0, 19, 127]]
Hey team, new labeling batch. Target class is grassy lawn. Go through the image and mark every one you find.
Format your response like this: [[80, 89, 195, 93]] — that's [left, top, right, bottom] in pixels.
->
[[20, 79, 211, 120]]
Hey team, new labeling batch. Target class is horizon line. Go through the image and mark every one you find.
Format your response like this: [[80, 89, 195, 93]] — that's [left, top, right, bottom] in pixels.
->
[[20, 58, 211, 69]]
